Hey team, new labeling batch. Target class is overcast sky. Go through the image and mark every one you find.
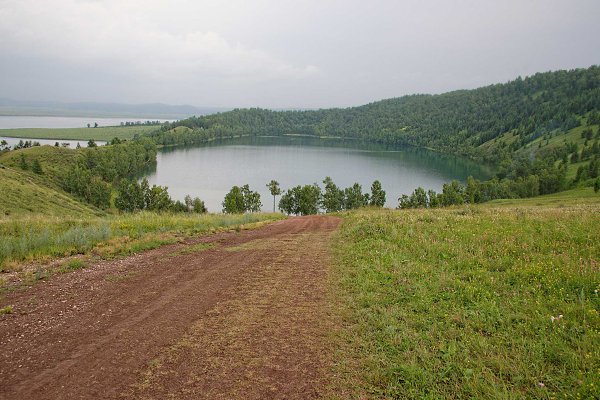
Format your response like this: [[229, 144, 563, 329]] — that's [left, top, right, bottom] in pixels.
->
[[1, 0, 599, 109]]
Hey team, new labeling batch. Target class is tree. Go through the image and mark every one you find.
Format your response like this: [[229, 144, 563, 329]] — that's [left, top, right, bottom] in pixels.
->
[[87, 123, 90, 128], [88, 176, 111, 208], [411, 187, 428, 207], [145, 185, 172, 211], [31, 159, 43, 174], [322, 176, 344, 213], [223, 186, 245, 214], [571, 151, 579, 163], [183, 194, 206, 213], [465, 176, 480, 204], [241, 184, 262, 212], [172, 200, 187, 213], [344, 183, 368, 210], [398, 194, 412, 209], [369, 180, 386, 207], [279, 184, 321, 215], [184, 194, 193, 212], [88, 139, 98, 148], [94, 122, 98, 128], [427, 190, 440, 207], [279, 186, 300, 215], [115, 179, 145, 212], [299, 184, 321, 215], [192, 197, 207, 213], [595, 177, 600, 193], [440, 180, 465, 206], [19, 154, 28, 170], [266, 180, 281, 212]]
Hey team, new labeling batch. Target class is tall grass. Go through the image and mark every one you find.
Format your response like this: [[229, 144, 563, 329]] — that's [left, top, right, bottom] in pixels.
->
[[0, 212, 282, 270], [332, 204, 600, 399]]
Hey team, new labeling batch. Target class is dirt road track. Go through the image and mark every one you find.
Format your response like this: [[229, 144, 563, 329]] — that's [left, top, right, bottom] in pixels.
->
[[0, 215, 340, 399]]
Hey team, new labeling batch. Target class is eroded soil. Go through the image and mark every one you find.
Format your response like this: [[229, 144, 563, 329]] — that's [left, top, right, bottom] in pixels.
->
[[0, 215, 340, 399]]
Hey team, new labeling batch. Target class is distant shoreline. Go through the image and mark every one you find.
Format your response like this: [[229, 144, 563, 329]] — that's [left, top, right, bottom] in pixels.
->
[[0, 111, 183, 119]]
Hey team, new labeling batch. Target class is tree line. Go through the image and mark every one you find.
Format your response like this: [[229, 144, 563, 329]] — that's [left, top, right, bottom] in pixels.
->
[[114, 178, 206, 213], [220, 178, 386, 215]]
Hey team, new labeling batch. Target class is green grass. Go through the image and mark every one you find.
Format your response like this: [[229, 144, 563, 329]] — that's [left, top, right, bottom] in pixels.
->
[[0, 125, 158, 141], [0, 145, 83, 186], [0, 212, 284, 272], [0, 166, 101, 218], [332, 199, 600, 398], [487, 187, 599, 206], [57, 259, 86, 273], [0, 145, 103, 218], [0, 305, 13, 315], [169, 242, 216, 256]]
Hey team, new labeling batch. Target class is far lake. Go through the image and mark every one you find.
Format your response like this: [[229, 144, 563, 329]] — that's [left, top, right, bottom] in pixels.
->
[[0, 115, 172, 129], [144, 136, 492, 212]]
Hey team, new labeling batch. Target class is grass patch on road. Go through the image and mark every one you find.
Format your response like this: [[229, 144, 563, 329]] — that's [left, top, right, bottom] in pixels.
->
[[332, 202, 600, 398], [170, 242, 216, 256]]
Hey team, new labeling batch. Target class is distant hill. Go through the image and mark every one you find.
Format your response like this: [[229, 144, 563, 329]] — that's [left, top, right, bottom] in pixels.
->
[[0, 99, 230, 119], [150, 65, 600, 163]]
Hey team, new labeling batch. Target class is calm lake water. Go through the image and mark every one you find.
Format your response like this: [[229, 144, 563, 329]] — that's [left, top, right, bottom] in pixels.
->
[[144, 136, 492, 212]]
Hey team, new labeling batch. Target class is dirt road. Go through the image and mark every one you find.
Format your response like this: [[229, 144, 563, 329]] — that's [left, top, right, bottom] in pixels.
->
[[0, 215, 340, 399]]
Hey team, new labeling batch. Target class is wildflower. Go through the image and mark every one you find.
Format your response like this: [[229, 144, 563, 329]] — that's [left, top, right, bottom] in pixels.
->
[[538, 382, 545, 388], [550, 314, 563, 322]]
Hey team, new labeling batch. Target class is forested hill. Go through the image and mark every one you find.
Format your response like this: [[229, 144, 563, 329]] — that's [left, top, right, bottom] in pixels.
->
[[149, 66, 600, 164]]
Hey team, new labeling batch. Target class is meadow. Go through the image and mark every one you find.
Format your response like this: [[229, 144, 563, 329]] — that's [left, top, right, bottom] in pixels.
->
[[331, 189, 600, 398], [0, 212, 283, 278], [0, 125, 157, 141]]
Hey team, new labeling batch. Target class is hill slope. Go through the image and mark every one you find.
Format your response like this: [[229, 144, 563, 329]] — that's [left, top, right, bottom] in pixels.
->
[[0, 166, 100, 217]]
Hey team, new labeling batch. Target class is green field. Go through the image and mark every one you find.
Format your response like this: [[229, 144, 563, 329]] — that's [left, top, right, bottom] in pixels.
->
[[331, 190, 600, 398], [0, 125, 158, 141]]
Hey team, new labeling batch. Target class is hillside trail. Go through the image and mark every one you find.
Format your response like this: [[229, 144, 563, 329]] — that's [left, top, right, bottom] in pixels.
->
[[0, 215, 341, 399]]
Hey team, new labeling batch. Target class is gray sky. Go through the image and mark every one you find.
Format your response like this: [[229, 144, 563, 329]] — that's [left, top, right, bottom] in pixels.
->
[[1, 0, 599, 108]]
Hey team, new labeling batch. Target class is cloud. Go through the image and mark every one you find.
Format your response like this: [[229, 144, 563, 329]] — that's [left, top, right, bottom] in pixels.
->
[[0, 0, 318, 82]]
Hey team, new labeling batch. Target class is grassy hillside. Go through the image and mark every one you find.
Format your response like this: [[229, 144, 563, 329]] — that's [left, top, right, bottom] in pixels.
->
[[0, 145, 81, 186], [331, 190, 600, 398], [0, 146, 103, 217], [0, 125, 157, 141], [0, 166, 101, 218]]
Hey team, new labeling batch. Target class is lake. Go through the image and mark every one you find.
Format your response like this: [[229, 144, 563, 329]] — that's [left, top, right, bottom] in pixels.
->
[[144, 136, 492, 212]]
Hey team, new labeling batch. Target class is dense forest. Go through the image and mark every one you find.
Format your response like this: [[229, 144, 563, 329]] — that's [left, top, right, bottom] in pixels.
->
[[149, 67, 599, 158]]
